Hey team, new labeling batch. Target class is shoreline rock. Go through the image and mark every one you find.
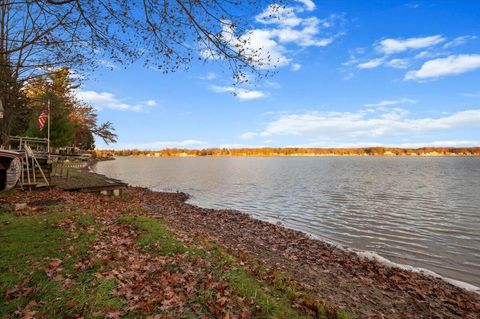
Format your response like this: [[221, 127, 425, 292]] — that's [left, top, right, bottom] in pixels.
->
[[131, 187, 480, 318]]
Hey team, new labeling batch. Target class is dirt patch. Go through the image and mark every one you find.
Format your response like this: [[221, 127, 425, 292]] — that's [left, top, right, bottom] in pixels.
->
[[28, 198, 66, 207]]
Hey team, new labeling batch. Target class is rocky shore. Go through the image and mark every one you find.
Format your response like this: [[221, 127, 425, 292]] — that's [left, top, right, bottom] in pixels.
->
[[131, 187, 480, 318], [1, 183, 479, 318]]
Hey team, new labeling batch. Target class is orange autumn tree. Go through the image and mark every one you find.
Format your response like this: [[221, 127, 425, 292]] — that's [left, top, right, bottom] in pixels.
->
[[23, 68, 117, 149]]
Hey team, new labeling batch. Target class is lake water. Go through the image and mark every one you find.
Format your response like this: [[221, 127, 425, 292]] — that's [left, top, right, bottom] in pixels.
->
[[93, 156, 480, 287]]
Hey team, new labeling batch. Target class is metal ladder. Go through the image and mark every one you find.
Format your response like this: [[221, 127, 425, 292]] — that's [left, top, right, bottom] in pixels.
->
[[21, 143, 50, 188]]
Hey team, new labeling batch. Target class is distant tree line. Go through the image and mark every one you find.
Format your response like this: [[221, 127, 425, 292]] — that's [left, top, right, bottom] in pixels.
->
[[96, 147, 480, 157]]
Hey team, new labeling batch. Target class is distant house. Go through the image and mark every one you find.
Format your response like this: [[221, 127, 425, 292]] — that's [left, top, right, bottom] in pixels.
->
[[423, 151, 440, 156]]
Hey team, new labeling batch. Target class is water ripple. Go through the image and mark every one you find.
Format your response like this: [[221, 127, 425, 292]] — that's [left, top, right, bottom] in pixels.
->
[[94, 156, 480, 287]]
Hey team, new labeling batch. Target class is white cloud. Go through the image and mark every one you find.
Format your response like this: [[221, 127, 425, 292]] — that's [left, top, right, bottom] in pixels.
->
[[291, 63, 302, 71], [414, 50, 447, 60], [342, 72, 354, 80], [239, 18, 338, 69], [347, 34, 476, 77], [405, 54, 480, 80], [386, 58, 409, 69], [291, 140, 480, 148], [357, 58, 385, 69], [146, 100, 157, 107], [256, 4, 303, 27], [356, 57, 410, 70], [463, 92, 480, 98], [68, 70, 86, 81], [240, 29, 291, 69], [265, 80, 282, 88], [395, 140, 480, 148], [364, 98, 417, 107], [296, 0, 316, 11], [115, 140, 208, 150], [239, 132, 258, 140], [376, 35, 445, 55], [77, 90, 153, 112], [255, 108, 480, 139], [205, 22, 290, 69], [443, 35, 478, 48], [414, 51, 432, 59], [405, 2, 421, 9], [206, 3, 342, 70], [210, 85, 267, 101], [199, 72, 218, 80], [272, 16, 342, 48], [218, 143, 269, 149], [236, 90, 267, 100], [99, 59, 117, 69]]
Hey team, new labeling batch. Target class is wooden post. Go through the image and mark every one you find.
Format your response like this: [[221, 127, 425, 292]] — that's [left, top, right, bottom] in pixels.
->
[[31, 155, 36, 183], [25, 143, 31, 185], [47, 99, 51, 154]]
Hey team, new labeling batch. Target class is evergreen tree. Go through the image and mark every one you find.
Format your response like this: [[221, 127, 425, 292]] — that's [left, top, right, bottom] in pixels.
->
[[23, 68, 116, 149]]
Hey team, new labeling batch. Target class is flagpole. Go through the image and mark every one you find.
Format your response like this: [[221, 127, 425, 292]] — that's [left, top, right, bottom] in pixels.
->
[[47, 98, 50, 153]]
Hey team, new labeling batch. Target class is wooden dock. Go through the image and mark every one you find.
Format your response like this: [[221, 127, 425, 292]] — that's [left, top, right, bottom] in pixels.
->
[[5, 136, 124, 194], [51, 167, 126, 195]]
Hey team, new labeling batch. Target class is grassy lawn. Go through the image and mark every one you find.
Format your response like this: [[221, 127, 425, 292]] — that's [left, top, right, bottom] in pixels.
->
[[0, 202, 351, 318], [119, 215, 352, 319], [0, 207, 124, 318]]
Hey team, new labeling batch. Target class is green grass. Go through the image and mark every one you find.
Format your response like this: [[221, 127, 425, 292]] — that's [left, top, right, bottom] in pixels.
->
[[0, 207, 352, 319], [0, 208, 124, 318], [269, 273, 352, 319], [119, 214, 352, 319], [118, 215, 187, 256], [0, 209, 70, 289], [227, 268, 310, 319]]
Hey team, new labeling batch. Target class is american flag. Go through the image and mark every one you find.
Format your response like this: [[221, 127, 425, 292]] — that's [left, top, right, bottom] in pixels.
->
[[38, 110, 48, 130]]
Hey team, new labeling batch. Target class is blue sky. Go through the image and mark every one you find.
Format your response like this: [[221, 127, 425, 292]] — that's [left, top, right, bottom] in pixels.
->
[[78, 0, 480, 150]]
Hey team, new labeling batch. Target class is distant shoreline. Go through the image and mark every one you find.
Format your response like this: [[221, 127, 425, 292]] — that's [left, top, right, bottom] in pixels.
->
[[96, 146, 480, 158], [101, 153, 480, 158]]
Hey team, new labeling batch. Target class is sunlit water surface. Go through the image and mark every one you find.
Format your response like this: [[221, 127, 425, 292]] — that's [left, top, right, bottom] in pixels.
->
[[93, 156, 480, 287]]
